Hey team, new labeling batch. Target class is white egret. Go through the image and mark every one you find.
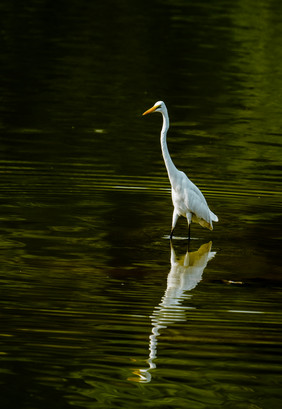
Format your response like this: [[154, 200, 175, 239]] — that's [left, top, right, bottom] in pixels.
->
[[143, 101, 218, 239]]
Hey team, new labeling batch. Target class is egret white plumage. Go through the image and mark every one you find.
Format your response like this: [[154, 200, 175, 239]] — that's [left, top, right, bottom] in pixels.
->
[[143, 101, 218, 239]]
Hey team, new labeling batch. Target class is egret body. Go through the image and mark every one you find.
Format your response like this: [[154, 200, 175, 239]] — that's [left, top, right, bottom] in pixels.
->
[[143, 101, 218, 239]]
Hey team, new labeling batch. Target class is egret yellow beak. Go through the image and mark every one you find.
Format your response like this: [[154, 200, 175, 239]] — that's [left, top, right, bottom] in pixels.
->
[[142, 105, 158, 116]]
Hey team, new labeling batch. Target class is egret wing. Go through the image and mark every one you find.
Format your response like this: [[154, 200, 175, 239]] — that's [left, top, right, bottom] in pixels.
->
[[181, 173, 215, 229]]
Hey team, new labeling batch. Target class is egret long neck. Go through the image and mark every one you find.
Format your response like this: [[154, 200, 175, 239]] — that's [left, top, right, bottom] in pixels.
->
[[160, 111, 178, 182]]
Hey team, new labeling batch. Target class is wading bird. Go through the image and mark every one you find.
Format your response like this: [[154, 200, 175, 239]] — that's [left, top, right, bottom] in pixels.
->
[[143, 101, 218, 239]]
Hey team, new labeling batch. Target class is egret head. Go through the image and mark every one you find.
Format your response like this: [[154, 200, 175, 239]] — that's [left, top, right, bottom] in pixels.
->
[[142, 101, 166, 116]]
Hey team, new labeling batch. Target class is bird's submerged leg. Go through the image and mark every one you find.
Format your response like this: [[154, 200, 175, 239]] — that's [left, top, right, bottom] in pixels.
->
[[170, 208, 179, 239]]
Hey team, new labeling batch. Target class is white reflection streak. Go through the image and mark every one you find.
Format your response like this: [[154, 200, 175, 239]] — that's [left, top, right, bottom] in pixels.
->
[[131, 241, 216, 383]]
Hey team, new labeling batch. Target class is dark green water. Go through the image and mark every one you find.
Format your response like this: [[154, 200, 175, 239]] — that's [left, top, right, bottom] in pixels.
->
[[1, 1, 282, 408]]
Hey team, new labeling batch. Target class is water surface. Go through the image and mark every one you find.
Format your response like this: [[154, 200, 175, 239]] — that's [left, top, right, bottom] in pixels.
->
[[1, 1, 282, 408]]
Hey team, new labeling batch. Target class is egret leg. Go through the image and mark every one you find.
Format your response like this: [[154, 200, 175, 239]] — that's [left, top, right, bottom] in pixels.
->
[[186, 213, 192, 241], [170, 209, 179, 239]]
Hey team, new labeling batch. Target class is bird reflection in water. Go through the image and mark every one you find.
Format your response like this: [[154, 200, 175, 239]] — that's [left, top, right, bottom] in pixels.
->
[[129, 241, 216, 383]]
